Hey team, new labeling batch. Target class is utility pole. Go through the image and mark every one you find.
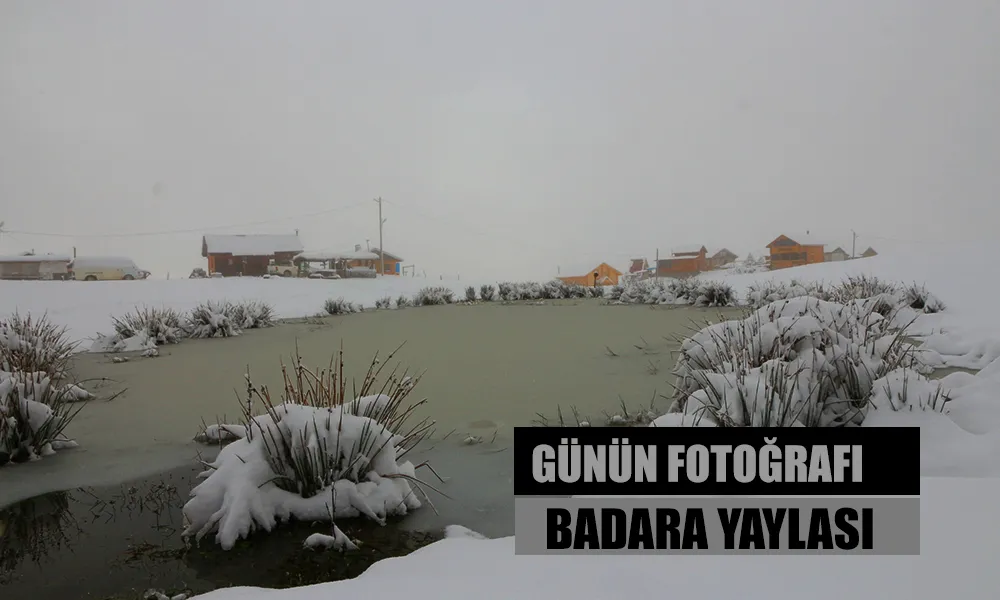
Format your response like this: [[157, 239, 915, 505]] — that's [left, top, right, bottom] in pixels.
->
[[851, 230, 857, 259], [374, 197, 385, 276], [655, 248, 659, 279]]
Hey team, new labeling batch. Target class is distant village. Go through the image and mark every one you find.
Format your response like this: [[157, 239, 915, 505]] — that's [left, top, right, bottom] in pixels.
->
[[0, 232, 410, 281], [555, 233, 878, 287], [0, 231, 876, 283]]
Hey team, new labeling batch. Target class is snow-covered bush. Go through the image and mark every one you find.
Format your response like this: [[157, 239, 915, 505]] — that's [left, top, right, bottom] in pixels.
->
[[1, 369, 90, 465], [493, 280, 604, 302], [0, 313, 77, 378], [665, 295, 944, 428], [613, 278, 737, 307], [183, 346, 435, 550], [414, 286, 454, 306], [479, 284, 496, 302], [902, 283, 946, 314], [465, 286, 477, 302], [187, 301, 241, 338], [226, 301, 276, 329], [110, 306, 185, 346], [374, 296, 392, 310], [830, 274, 898, 305], [324, 297, 361, 315], [395, 294, 412, 309], [745, 279, 835, 308]]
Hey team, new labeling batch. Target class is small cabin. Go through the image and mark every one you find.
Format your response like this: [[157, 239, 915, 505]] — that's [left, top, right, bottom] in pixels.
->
[[0, 254, 72, 280]]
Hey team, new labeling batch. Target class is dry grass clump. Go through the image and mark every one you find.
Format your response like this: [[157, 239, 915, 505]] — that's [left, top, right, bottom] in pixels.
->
[[238, 343, 437, 499], [0, 312, 77, 377]]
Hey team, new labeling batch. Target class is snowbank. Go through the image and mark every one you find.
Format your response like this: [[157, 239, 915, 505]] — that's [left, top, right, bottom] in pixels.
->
[[192, 476, 1000, 600]]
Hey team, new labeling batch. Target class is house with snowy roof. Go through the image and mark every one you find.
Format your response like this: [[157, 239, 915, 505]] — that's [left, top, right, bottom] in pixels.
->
[[706, 248, 739, 270], [861, 247, 878, 258], [201, 233, 303, 277], [766, 233, 826, 270], [656, 245, 708, 278]]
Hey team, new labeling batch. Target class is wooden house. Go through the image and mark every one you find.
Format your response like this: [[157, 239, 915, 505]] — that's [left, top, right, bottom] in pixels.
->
[[0, 254, 72, 280], [861, 247, 878, 258], [367, 247, 404, 275], [628, 258, 648, 273], [656, 245, 708, 277], [707, 248, 739, 270], [558, 262, 623, 286], [766, 234, 826, 270], [202, 234, 304, 277], [824, 247, 850, 262]]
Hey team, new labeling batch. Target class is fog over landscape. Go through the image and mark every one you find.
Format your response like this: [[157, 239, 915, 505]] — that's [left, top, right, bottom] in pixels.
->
[[2, 0, 998, 280]]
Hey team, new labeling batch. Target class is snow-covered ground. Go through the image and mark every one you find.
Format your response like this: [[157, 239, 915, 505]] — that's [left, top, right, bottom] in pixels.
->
[[198, 477, 1000, 600], [0, 276, 494, 347], [189, 242, 1000, 600]]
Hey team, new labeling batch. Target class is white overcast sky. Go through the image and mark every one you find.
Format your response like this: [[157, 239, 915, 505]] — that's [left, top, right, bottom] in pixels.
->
[[1, 0, 998, 279]]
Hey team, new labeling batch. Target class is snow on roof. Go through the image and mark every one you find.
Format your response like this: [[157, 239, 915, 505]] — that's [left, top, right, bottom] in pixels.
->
[[295, 249, 381, 262], [369, 247, 404, 262], [203, 234, 303, 257], [70, 256, 139, 266], [770, 233, 827, 247], [0, 254, 72, 263], [671, 244, 706, 255]]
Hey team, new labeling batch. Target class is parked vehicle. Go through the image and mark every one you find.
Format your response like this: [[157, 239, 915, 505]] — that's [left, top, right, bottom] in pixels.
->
[[308, 269, 341, 279], [68, 256, 146, 281], [267, 259, 298, 277]]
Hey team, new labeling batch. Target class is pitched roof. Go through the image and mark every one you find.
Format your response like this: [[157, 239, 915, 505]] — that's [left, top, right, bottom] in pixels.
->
[[767, 233, 827, 248], [203, 234, 303, 257], [671, 244, 707, 255], [707, 247, 737, 258], [0, 254, 72, 263], [827, 247, 848, 255], [369, 247, 404, 262]]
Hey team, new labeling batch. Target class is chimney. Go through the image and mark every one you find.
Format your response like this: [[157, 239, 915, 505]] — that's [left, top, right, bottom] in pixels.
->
[[355, 244, 362, 252]]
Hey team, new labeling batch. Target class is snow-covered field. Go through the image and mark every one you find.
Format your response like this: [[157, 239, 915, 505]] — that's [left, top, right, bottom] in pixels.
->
[[0, 276, 495, 348], [4, 242, 1000, 599]]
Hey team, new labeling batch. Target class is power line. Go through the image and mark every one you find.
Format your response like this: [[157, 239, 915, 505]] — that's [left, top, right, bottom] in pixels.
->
[[2, 200, 369, 239]]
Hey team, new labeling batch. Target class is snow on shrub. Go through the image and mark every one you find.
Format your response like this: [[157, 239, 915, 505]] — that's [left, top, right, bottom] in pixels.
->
[[183, 345, 436, 550], [324, 297, 361, 315], [902, 283, 946, 314], [0, 313, 77, 378], [413, 286, 454, 306], [664, 295, 941, 428], [614, 278, 736, 307], [479, 285, 496, 302], [493, 280, 604, 302], [226, 301, 276, 329], [395, 294, 412, 309], [187, 301, 241, 339], [374, 296, 393, 310], [1, 369, 91, 465], [98, 306, 185, 352], [464, 286, 477, 302]]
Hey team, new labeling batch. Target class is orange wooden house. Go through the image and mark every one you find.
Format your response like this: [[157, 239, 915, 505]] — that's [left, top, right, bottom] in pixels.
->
[[558, 262, 623, 286], [656, 245, 708, 278], [766, 233, 826, 270]]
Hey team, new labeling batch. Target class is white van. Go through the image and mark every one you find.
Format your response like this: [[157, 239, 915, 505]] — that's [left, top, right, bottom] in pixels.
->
[[68, 256, 147, 281]]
